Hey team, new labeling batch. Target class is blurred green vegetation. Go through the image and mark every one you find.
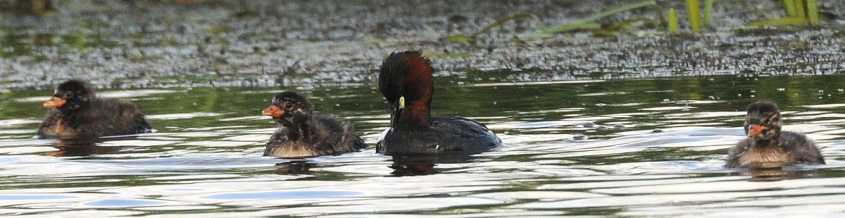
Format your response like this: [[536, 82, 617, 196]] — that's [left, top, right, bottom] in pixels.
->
[[749, 0, 821, 28], [447, 12, 533, 45], [667, 8, 679, 33], [686, 0, 701, 32], [446, 0, 825, 43]]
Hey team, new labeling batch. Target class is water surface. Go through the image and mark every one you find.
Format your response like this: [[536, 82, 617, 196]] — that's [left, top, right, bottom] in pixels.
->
[[0, 75, 844, 216]]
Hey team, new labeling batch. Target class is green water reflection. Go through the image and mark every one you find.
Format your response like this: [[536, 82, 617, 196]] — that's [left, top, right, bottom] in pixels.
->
[[0, 75, 844, 216], [3, 75, 845, 132]]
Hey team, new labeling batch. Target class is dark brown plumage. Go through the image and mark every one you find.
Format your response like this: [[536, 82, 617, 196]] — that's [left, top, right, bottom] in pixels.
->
[[262, 91, 366, 158], [37, 80, 152, 143], [376, 51, 502, 155], [726, 101, 825, 168]]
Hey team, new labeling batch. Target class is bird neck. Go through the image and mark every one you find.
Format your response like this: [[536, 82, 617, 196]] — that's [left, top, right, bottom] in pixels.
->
[[393, 100, 430, 130], [751, 135, 781, 148], [277, 112, 313, 141]]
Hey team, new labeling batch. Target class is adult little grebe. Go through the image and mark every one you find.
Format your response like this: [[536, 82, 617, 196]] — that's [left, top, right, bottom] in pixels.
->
[[726, 101, 825, 168], [263, 91, 366, 158], [37, 80, 152, 141], [376, 51, 502, 155]]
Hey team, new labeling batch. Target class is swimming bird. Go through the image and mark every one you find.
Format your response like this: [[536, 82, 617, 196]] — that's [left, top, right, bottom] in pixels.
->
[[263, 91, 366, 158], [376, 51, 502, 155], [726, 101, 825, 168], [37, 80, 152, 141]]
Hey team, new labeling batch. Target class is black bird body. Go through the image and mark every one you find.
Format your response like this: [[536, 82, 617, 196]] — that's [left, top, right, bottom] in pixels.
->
[[376, 51, 502, 155], [263, 92, 366, 158], [378, 117, 500, 154], [726, 101, 824, 168], [37, 80, 151, 141], [727, 131, 824, 168]]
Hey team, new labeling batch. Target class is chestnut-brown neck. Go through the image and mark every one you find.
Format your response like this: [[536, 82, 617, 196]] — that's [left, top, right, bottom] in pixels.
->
[[394, 52, 433, 129], [397, 100, 431, 129]]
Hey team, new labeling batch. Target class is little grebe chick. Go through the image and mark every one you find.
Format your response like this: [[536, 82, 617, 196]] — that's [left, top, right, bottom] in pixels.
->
[[726, 101, 825, 168], [262, 91, 366, 158], [376, 51, 502, 155], [37, 80, 152, 140]]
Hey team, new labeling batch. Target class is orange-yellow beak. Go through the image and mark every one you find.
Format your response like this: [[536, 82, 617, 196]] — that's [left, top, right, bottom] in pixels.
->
[[42, 97, 66, 109], [748, 124, 767, 137], [262, 105, 284, 119]]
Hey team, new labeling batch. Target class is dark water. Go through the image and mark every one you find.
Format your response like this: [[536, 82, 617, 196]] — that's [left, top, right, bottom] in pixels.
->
[[0, 75, 844, 216]]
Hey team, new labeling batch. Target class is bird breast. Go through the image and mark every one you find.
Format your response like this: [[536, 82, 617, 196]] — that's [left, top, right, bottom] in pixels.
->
[[739, 146, 791, 168]]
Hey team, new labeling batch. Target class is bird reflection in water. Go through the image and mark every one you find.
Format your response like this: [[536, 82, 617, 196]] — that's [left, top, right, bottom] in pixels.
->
[[389, 153, 474, 176], [733, 166, 823, 182], [273, 160, 315, 174], [47, 138, 120, 157]]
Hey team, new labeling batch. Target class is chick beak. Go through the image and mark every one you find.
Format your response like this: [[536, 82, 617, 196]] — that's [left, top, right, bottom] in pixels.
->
[[42, 97, 66, 109], [748, 124, 767, 137], [262, 105, 285, 119]]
